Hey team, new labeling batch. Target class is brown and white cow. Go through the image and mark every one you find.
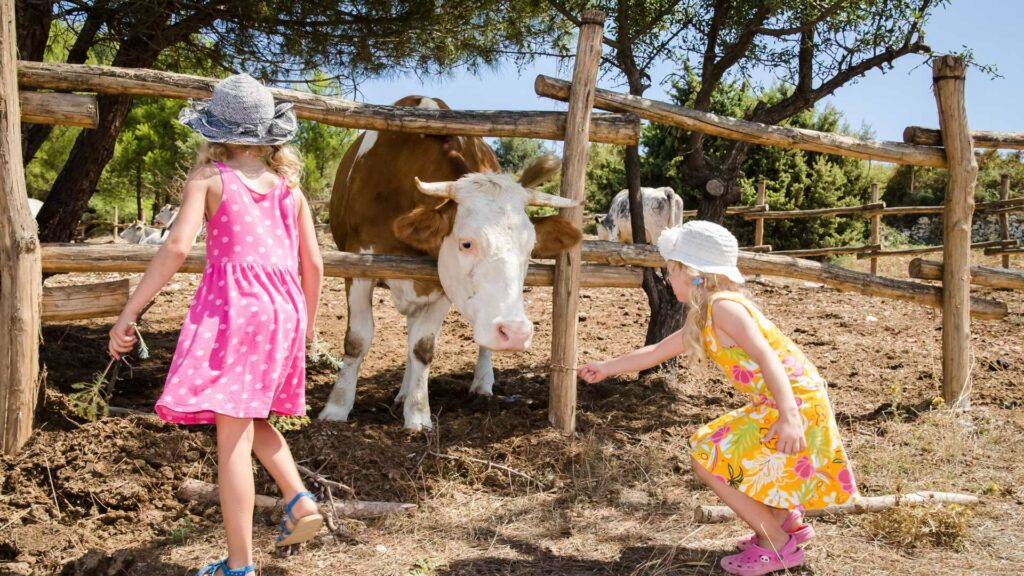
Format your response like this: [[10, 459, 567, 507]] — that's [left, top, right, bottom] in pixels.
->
[[319, 95, 583, 431]]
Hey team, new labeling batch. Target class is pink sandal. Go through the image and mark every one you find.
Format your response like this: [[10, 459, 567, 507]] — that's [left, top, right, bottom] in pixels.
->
[[736, 509, 815, 550], [720, 534, 805, 576]]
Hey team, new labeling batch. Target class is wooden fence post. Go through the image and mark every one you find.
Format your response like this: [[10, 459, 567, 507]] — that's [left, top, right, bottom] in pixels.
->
[[870, 183, 881, 275], [549, 10, 605, 436], [933, 55, 977, 410], [112, 205, 119, 242], [0, 0, 43, 455], [999, 174, 1011, 268], [754, 179, 767, 248]]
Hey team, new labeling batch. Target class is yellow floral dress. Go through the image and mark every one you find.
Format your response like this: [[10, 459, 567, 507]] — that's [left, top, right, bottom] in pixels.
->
[[690, 292, 858, 510]]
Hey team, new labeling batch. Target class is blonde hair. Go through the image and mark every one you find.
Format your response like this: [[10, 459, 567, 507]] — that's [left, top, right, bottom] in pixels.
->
[[193, 142, 303, 188], [668, 260, 745, 366]]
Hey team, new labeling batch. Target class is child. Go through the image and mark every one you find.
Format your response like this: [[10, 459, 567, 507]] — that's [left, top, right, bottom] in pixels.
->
[[107, 74, 325, 576], [578, 221, 858, 576]]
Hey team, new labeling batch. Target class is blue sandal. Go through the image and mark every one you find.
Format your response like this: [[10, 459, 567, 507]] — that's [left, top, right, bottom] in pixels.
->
[[275, 490, 324, 547], [196, 559, 255, 576]]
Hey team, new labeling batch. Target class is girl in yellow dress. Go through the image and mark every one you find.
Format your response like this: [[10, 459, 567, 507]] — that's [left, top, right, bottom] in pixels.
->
[[578, 220, 857, 576]]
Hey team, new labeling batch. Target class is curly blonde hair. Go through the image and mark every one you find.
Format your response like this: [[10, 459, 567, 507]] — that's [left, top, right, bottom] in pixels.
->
[[193, 142, 303, 188], [668, 260, 747, 366]]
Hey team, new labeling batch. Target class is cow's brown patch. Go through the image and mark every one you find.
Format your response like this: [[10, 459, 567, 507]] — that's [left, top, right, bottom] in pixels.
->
[[413, 336, 435, 365], [393, 201, 457, 256], [531, 215, 583, 258]]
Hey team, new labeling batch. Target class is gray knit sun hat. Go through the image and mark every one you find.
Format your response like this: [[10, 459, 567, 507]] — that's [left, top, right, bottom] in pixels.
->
[[178, 74, 297, 145], [657, 220, 745, 284]]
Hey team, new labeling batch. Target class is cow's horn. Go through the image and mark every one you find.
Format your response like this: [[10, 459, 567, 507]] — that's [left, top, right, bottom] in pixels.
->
[[414, 177, 457, 198], [527, 190, 579, 208]]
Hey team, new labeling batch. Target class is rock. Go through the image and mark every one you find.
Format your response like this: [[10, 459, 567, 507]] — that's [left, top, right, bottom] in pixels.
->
[[374, 544, 388, 554], [0, 562, 32, 576], [866, 316, 878, 322]]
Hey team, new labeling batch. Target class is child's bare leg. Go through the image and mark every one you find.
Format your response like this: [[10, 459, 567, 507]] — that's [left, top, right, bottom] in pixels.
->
[[691, 457, 789, 549], [215, 414, 256, 570], [252, 420, 317, 522]]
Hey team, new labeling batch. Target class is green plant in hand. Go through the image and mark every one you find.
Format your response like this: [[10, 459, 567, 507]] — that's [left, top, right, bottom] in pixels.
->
[[69, 323, 150, 421]]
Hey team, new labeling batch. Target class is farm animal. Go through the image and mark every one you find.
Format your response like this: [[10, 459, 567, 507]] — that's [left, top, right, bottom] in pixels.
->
[[120, 220, 169, 244], [28, 198, 43, 217], [319, 95, 582, 431], [595, 187, 683, 244], [154, 204, 178, 227]]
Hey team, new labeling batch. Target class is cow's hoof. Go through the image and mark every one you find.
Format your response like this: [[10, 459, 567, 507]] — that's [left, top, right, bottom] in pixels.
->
[[317, 404, 351, 422], [469, 374, 495, 397], [403, 410, 433, 432]]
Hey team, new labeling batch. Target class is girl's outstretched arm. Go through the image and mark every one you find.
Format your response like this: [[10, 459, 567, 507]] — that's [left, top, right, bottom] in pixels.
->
[[108, 166, 216, 359], [712, 299, 807, 454], [577, 329, 686, 383], [293, 189, 324, 343]]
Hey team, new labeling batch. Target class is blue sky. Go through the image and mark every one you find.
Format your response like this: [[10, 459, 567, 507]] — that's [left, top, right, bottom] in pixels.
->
[[352, 1, 1021, 144]]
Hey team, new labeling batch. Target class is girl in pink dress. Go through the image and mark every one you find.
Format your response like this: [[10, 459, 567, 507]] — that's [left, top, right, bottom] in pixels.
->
[[107, 74, 325, 576]]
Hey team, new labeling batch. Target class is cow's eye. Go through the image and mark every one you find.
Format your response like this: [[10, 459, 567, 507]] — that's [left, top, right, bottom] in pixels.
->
[[460, 240, 472, 251]]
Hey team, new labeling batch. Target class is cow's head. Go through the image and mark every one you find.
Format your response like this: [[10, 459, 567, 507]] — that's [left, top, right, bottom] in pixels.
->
[[394, 156, 582, 352], [154, 205, 178, 227], [595, 214, 613, 241], [119, 221, 147, 243]]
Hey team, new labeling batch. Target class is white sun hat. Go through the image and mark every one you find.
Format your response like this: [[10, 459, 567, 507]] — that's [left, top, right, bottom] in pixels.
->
[[657, 220, 745, 284]]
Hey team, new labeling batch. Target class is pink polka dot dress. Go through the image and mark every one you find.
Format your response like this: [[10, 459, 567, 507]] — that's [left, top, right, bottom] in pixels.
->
[[156, 161, 307, 424]]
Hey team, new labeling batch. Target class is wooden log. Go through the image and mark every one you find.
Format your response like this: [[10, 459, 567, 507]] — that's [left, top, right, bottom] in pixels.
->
[[41, 277, 140, 322], [535, 75, 948, 168], [754, 179, 767, 248], [681, 204, 769, 218], [741, 245, 772, 253], [773, 244, 881, 258], [999, 175, 1011, 269], [984, 247, 1024, 257], [19, 91, 97, 128], [577, 241, 1006, 320], [909, 259, 1024, 290], [549, 11, 605, 436], [38, 243, 645, 288], [0, 0, 43, 456], [934, 55, 977, 410], [694, 491, 979, 524], [875, 205, 945, 216], [856, 239, 1018, 259], [743, 202, 886, 220], [111, 206, 118, 243], [17, 61, 639, 145], [37, 242, 1008, 320], [870, 183, 881, 275], [903, 125, 1024, 150], [176, 478, 416, 520], [978, 197, 1024, 212]]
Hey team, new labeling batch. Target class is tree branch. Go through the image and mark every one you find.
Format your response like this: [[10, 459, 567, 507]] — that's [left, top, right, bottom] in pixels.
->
[[546, 0, 619, 50], [756, 0, 851, 37]]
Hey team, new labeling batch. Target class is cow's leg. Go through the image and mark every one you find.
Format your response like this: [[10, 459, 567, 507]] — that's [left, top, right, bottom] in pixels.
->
[[470, 347, 494, 396], [319, 278, 374, 421], [398, 296, 450, 431]]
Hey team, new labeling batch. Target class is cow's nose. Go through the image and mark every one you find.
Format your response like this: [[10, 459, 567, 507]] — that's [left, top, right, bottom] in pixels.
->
[[495, 321, 533, 351]]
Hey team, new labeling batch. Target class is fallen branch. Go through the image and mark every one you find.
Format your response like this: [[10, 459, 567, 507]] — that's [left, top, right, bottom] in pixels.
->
[[296, 463, 356, 497], [428, 451, 549, 491], [694, 491, 979, 524], [177, 478, 416, 519]]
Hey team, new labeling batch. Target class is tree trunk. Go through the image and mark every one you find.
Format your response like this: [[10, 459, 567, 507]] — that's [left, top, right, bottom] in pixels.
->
[[35, 93, 138, 242], [135, 164, 143, 221], [16, 0, 52, 163]]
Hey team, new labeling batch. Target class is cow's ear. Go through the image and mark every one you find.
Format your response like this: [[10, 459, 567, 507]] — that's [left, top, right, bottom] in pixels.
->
[[531, 215, 582, 258], [394, 202, 456, 255]]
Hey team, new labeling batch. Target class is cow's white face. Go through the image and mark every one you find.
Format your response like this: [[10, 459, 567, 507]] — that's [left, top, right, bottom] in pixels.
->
[[400, 172, 581, 353], [437, 174, 537, 351], [154, 205, 178, 227]]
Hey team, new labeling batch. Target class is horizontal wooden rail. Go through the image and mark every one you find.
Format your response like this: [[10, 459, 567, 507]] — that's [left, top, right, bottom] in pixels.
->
[[874, 205, 945, 216], [903, 126, 1024, 150], [858, 239, 1019, 259], [535, 75, 947, 168], [20, 91, 97, 128], [984, 246, 1024, 257], [18, 62, 639, 145], [681, 204, 769, 218], [909, 259, 1024, 290], [575, 241, 1006, 319], [744, 202, 886, 220], [40, 243, 645, 288], [773, 244, 881, 258], [39, 242, 1008, 320], [41, 278, 139, 321]]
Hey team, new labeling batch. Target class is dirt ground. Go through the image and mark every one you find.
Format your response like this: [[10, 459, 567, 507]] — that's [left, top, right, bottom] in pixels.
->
[[2, 245, 1023, 575]]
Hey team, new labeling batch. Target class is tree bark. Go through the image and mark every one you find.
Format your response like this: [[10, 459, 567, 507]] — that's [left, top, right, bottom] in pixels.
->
[[15, 0, 53, 162]]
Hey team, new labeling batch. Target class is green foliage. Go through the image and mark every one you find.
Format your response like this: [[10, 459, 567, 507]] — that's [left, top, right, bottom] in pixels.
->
[[642, 76, 873, 250], [293, 75, 358, 201], [584, 144, 627, 213], [408, 558, 447, 576], [68, 359, 117, 422], [269, 411, 312, 433], [493, 138, 551, 175]]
